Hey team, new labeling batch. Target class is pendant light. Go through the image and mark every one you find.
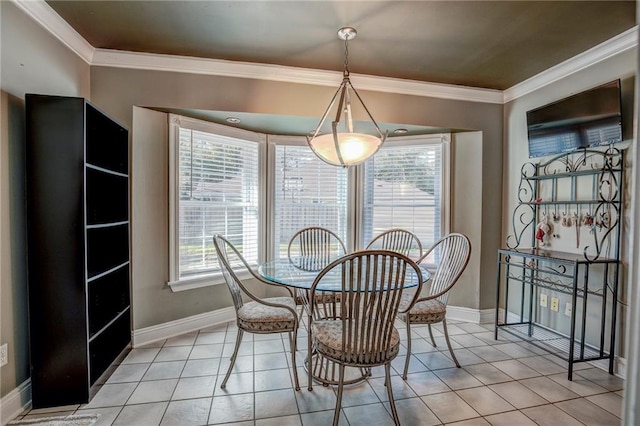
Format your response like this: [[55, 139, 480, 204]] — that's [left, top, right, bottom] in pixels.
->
[[307, 27, 387, 167]]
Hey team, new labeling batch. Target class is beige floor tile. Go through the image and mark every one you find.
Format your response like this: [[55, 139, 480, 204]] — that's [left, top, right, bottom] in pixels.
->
[[160, 398, 211, 425], [255, 414, 302, 426], [464, 363, 514, 385], [342, 402, 395, 426], [456, 387, 514, 416], [113, 401, 168, 426], [209, 393, 254, 424], [491, 359, 540, 380], [172, 375, 216, 400], [255, 388, 299, 419], [555, 398, 621, 425], [384, 397, 441, 425], [446, 418, 490, 425], [547, 372, 609, 396], [575, 368, 625, 391], [434, 367, 484, 390], [422, 391, 480, 424], [521, 404, 583, 426], [484, 410, 537, 425], [518, 355, 566, 375], [405, 371, 452, 396], [519, 376, 581, 403], [488, 381, 548, 409], [585, 392, 623, 417]]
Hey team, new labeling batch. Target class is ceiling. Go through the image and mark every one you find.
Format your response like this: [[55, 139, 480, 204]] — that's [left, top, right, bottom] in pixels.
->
[[45, 0, 636, 135]]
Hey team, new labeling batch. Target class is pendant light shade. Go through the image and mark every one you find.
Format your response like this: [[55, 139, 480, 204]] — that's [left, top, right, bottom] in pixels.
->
[[307, 27, 387, 167]]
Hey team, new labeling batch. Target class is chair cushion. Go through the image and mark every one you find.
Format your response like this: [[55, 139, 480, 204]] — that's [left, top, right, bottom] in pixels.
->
[[400, 293, 446, 324], [237, 297, 296, 332], [311, 320, 400, 364]]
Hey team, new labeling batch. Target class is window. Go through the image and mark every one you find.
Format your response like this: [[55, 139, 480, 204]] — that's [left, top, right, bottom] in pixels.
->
[[168, 114, 449, 290], [271, 138, 349, 258], [361, 135, 449, 261], [168, 116, 264, 290]]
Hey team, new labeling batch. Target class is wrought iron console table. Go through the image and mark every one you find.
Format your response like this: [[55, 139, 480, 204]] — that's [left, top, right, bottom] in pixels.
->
[[495, 147, 624, 380]]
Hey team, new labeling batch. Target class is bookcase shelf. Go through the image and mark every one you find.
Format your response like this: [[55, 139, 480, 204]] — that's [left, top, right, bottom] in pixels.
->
[[26, 94, 131, 408]]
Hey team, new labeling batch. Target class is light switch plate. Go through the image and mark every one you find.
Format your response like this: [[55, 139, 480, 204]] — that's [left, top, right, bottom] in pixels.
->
[[540, 293, 548, 308], [565, 302, 572, 317], [0, 343, 7, 367]]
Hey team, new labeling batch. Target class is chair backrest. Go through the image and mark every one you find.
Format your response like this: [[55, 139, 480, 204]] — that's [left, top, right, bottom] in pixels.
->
[[365, 228, 422, 259], [213, 234, 255, 312], [419, 233, 471, 305], [310, 250, 423, 364], [287, 227, 347, 270]]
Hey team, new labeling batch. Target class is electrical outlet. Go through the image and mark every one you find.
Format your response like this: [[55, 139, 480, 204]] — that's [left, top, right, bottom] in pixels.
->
[[551, 297, 559, 312], [0, 343, 7, 367], [565, 302, 572, 317], [540, 293, 548, 308]]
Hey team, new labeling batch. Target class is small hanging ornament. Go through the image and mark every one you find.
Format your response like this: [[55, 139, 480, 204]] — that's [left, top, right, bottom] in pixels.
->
[[535, 213, 552, 246]]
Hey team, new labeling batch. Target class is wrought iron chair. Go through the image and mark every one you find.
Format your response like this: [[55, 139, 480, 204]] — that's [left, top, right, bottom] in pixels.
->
[[365, 228, 423, 259], [287, 226, 347, 271], [287, 227, 347, 319], [398, 233, 471, 379], [213, 234, 300, 391], [307, 250, 424, 426]]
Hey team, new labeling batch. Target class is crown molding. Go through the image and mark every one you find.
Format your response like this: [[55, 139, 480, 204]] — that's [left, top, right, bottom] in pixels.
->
[[503, 26, 638, 103], [11, 0, 95, 64], [91, 49, 504, 104], [14, 0, 635, 105]]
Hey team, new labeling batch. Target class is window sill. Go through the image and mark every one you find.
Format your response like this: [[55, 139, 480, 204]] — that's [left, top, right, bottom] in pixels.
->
[[167, 270, 254, 292]]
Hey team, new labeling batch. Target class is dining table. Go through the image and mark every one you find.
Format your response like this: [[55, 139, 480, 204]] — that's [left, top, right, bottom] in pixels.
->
[[257, 255, 430, 386]]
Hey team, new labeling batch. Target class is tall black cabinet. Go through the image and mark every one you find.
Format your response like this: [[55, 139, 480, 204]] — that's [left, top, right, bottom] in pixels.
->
[[26, 94, 131, 408]]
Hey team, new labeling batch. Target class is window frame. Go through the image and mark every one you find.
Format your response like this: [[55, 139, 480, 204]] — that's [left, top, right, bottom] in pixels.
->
[[167, 114, 266, 291], [355, 134, 451, 254]]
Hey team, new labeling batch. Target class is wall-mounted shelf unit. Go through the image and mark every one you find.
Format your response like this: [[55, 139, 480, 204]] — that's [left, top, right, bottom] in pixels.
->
[[26, 94, 131, 408], [495, 148, 624, 380]]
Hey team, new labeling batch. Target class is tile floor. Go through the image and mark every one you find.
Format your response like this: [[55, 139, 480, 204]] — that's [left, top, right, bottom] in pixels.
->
[[14, 320, 624, 425]]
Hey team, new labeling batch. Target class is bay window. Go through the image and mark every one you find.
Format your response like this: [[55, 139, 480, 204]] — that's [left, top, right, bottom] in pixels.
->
[[168, 115, 449, 290]]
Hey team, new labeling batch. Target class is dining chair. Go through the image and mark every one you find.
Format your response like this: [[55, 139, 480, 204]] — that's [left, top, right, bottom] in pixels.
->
[[365, 228, 423, 259], [398, 233, 471, 379], [287, 227, 347, 319], [213, 234, 300, 391], [307, 250, 424, 426], [287, 226, 347, 271]]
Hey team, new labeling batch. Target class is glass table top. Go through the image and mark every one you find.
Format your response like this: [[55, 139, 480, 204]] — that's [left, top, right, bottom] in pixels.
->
[[257, 256, 429, 291]]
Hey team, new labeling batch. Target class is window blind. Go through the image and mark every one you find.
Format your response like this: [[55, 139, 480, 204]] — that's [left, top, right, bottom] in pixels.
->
[[362, 142, 443, 251], [273, 144, 349, 258], [178, 128, 260, 277]]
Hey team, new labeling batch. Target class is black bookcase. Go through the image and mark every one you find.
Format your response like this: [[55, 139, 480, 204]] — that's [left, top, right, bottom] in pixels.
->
[[25, 94, 131, 408]]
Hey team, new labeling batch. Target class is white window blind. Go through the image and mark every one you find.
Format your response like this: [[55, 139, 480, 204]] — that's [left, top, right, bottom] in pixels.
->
[[362, 138, 446, 253], [273, 144, 349, 258], [176, 127, 260, 279]]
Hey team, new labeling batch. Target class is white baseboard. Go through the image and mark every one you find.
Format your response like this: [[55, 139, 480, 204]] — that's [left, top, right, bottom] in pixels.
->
[[446, 305, 496, 324], [1, 379, 31, 426], [131, 307, 235, 347]]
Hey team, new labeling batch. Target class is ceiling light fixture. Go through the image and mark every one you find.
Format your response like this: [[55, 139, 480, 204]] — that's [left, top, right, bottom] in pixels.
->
[[307, 27, 387, 167], [225, 117, 241, 124]]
